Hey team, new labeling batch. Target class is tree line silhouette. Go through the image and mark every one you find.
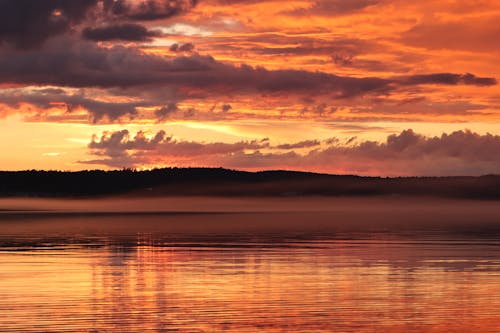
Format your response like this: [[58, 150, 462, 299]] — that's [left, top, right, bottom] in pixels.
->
[[0, 168, 499, 199]]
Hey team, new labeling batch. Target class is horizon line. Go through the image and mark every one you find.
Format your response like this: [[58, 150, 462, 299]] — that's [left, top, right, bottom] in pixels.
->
[[1, 167, 499, 179]]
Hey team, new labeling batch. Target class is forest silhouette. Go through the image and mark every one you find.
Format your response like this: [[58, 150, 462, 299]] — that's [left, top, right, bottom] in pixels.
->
[[1, 168, 499, 199]]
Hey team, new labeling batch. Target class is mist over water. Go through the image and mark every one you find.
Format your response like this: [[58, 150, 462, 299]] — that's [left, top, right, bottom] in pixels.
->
[[0, 197, 499, 332]]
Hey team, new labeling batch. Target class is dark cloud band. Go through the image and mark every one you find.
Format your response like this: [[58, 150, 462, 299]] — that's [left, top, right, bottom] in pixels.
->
[[82, 24, 160, 41], [0, 0, 197, 49]]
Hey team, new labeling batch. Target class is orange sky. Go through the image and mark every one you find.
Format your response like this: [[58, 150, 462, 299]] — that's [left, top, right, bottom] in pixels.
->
[[0, 0, 499, 175]]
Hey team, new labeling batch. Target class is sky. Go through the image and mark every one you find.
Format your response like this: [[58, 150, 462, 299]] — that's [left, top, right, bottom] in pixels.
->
[[1, 0, 500, 176]]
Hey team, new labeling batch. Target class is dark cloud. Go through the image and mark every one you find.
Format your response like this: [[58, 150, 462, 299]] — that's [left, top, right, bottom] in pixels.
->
[[300, 103, 337, 117], [399, 73, 497, 86], [169, 43, 195, 53], [0, 0, 197, 49], [0, 0, 97, 49], [0, 88, 144, 122], [82, 24, 160, 41], [221, 104, 232, 112], [103, 0, 198, 21], [2, 37, 492, 93], [155, 102, 179, 120], [332, 53, 353, 66], [275, 140, 321, 150], [0, 37, 392, 95], [84, 129, 500, 176], [0, 36, 495, 122]]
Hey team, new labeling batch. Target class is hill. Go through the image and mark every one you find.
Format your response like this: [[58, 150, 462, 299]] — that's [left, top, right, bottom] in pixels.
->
[[1, 168, 500, 199]]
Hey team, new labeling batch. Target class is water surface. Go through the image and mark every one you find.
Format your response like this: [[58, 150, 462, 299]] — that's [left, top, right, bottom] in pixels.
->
[[0, 197, 499, 332]]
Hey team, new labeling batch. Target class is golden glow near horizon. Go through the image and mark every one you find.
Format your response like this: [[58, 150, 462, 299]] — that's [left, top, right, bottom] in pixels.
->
[[1, 0, 500, 175]]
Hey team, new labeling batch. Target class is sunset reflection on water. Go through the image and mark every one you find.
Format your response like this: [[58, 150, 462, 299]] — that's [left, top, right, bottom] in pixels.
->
[[1, 231, 499, 332]]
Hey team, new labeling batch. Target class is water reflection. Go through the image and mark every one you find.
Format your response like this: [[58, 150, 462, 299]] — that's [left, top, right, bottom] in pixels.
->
[[0, 229, 499, 332]]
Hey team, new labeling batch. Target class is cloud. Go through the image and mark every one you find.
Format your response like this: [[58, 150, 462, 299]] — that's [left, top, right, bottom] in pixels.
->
[[82, 24, 160, 41], [0, 12, 496, 124], [89, 129, 169, 156], [275, 140, 321, 150], [0, 88, 142, 122], [155, 102, 179, 120], [0, 0, 97, 49], [83, 129, 500, 176], [103, 0, 198, 21], [85, 129, 271, 167], [285, 0, 382, 16], [0, 0, 197, 49], [250, 38, 373, 57], [398, 73, 497, 86], [0, 37, 392, 97], [1, 36, 493, 94], [214, 0, 382, 16], [169, 43, 195, 52], [89, 129, 270, 156]]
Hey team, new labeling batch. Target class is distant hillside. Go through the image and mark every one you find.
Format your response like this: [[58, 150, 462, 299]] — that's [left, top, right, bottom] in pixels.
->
[[1, 168, 500, 199]]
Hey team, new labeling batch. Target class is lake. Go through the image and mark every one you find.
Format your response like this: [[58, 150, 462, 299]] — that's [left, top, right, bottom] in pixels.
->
[[0, 197, 499, 332]]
